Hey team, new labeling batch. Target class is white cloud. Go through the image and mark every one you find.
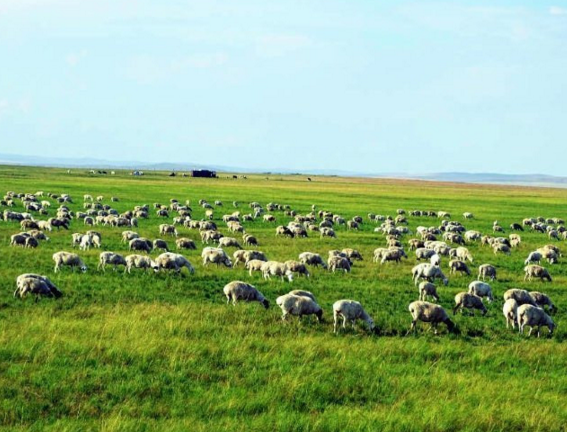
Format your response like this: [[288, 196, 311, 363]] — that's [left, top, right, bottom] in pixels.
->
[[549, 6, 567, 15]]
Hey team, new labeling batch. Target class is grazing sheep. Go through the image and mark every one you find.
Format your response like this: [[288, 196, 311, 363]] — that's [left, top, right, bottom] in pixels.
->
[[455, 247, 473, 263], [524, 251, 542, 265], [276, 294, 323, 322], [503, 299, 519, 329], [176, 238, 197, 250], [478, 264, 497, 281], [503, 289, 537, 307], [517, 304, 555, 337], [449, 260, 471, 276], [223, 281, 269, 308], [328, 256, 351, 273], [37, 220, 52, 232], [153, 239, 169, 252], [529, 291, 556, 313], [320, 227, 336, 238], [408, 301, 456, 335], [333, 300, 375, 333], [121, 231, 139, 243], [53, 251, 87, 273], [493, 243, 511, 255], [159, 224, 178, 237], [129, 238, 152, 253], [243, 233, 258, 246], [10, 234, 27, 247], [412, 263, 448, 286], [453, 292, 487, 316], [218, 237, 242, 249], [233, 250, 267, 267], [298, 252, 328, 269], [379, 248, 405, 264], [261, 261, 293, 282], [415, 248, 436, 261], [154, 253, 195, 274], [463, 212, 474, 219], [418, 282, 439, 302], [98, 252, 127, 272], [246, 259, 266, 276], [342, 248, 363, 261], [275, 225, 294, 238], [284, 260, 310, 278], [25, 237, 39, 248], [14, 274, 63, 300], [125, 254, 157, 273], [468, 281, 493, 302], [202, 247, 233, 268], [524, 265, 552, 282]]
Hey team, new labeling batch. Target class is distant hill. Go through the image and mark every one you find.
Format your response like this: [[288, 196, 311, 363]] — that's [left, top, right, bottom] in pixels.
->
[[1, 152, 567, 188]]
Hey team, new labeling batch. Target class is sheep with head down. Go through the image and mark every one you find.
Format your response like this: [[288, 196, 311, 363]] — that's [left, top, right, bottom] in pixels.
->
[[298, 252, 327, 269], [408, 301, 457, 335], [202, 247, 233, 268], [15, 274, 63, 300], [154, 252, 195, 274], [223, 281, 269, 309], [125, 254, 157, 273], [333, 300, 375, 333], [517, 304, 555, 337], [53, 251, 87, 273], [276, 293, 323, 322]]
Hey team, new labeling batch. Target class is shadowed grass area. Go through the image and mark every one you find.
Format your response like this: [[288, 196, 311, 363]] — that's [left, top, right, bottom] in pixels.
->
[[1, 165, 567, 431]]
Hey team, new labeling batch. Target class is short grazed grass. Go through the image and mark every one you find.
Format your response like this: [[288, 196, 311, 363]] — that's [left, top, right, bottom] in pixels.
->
[[1, 165, 567, 431]]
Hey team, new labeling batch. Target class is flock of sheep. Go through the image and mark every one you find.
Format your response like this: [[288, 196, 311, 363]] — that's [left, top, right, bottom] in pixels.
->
[[3, 189, 561, 338]]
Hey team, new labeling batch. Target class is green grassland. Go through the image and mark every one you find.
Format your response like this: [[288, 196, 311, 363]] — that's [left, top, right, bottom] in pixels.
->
[[1, 165, 567, 431]]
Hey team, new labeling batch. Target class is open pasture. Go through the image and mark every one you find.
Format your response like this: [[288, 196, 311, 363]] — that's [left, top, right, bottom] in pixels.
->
[[1, 166, 567, 431]]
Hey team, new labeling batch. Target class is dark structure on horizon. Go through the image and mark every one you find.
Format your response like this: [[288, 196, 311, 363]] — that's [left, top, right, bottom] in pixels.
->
[[191, 169, 217, 178]]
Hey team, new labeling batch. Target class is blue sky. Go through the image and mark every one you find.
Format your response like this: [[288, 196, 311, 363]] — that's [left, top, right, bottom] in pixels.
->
[[0, 1, 566, 174]]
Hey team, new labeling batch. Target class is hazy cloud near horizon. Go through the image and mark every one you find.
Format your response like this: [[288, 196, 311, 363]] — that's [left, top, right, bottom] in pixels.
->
[[0, 0, 566, 175]]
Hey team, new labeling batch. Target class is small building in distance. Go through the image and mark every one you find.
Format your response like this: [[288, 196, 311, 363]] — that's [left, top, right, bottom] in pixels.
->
[[191, 169, 217, 178]]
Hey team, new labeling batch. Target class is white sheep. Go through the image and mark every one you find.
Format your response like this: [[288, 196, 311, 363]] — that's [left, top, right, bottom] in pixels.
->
[[298, 252, 328, 269], [154, 253, 195, 274], [478, 264, 497, 281], [333, 300, 375, 333], [468, 281, 493, 302], [517, 304, 555, 337], [246, 259, 266, 276], [524, 265, 552, 282], [53, 251, 87, 273], [223, 281, 269, 308], [328, 256, 351, 273], [98, 252, 127, 272], [453, 292, 487, 316], [411, 263, 448, 286], [125, 254, 157, 273], [408, 301, 457, 335], [276, 294, 323, 322], [261, 261, 293, 282], [418, 282, 439, 302], [14, 274, 63, 300], [201, 247, 233, 267]]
